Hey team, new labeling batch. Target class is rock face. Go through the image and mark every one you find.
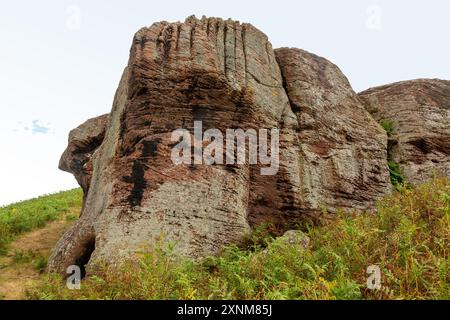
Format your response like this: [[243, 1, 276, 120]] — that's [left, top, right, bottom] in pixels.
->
[[59, 114, 108, 208], [49, 16, 392, 274], [359, 79, 450, 185], [275, 48, 391, 214]]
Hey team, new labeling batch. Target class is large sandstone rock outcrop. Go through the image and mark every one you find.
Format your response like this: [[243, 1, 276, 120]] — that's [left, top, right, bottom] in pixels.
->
[[49, 16, 391, 274], [359, 79, 450, 184]]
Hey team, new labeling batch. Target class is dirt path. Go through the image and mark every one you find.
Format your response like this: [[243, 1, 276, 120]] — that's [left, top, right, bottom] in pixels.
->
[[0, 216, 76, 300]]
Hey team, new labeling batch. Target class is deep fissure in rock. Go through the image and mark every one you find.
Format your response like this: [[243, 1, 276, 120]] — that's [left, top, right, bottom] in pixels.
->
[[74, 238, 96, 278]]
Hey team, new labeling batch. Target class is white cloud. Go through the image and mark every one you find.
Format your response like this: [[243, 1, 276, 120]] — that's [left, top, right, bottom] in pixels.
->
[[12, 120, 54, 135], [31, 120, 52, 135]]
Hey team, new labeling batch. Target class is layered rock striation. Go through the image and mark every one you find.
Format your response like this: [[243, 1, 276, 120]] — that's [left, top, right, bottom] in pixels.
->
[[49, 16, 448, 274], [359, 79, 450, 185]]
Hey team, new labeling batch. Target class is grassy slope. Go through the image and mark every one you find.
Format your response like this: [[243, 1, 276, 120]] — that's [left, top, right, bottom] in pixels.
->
[[0, 189, 82, 255], [0, 217, 78, 300], [24, 178, 449, 300]]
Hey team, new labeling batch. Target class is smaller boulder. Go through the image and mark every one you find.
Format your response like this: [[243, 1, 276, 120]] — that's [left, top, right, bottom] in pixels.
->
[[267, 230, 310, 253], [59, 114, 108, 201], [277, 230, 310, 249], [359, 79, 450, 185]]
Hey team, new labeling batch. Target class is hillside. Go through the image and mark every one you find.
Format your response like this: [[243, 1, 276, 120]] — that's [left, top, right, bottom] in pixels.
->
[[0, 179, 448, 300], [0, 189, 82, 299]]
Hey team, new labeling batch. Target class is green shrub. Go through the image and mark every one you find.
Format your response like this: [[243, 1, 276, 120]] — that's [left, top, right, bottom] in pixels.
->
[[380, 120, 395, 137], [388, 161, 405, 189]]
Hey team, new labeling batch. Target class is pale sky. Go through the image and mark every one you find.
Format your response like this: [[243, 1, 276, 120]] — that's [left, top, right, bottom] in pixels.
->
[[0, 0, 449, 206]]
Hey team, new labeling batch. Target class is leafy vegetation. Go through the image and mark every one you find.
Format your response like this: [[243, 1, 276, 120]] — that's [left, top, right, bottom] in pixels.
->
[[0, 189, 82, 255], [380, 119, 395, 137], [388, 161, 406, 190], [379, 119, 407, 190], [26, 178, 449, 300]]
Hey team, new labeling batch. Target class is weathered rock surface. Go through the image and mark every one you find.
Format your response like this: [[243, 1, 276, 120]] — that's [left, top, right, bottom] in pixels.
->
[[59, 114, 108, 207], [276, 230, 310, 249], [275, 48, 391, 214], [49, 16, 393, 274], [359, 79, 450, 184], [49, 16, 291, 274], [262, 230, 310, 257]]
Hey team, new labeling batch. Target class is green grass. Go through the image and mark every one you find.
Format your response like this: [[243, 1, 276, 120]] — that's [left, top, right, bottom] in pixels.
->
[[26, 178, 449, 300], [10, 249, 49, 273], [0, 189, 82, 255]]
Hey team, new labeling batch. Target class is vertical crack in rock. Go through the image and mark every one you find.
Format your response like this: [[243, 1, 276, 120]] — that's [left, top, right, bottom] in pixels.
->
[[189, 21, 196, 50], [241, 25, 248, 80], [175, 24, 181, 51], [75, 237, 96, 279], [223, 23, 228, 75]]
